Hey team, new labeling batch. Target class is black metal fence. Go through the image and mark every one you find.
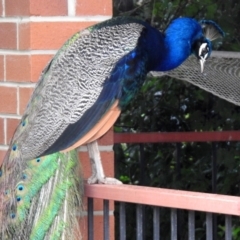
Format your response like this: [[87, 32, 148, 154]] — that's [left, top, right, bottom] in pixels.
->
[[85, 184, 240, 240], [85, 131, 240, 239]]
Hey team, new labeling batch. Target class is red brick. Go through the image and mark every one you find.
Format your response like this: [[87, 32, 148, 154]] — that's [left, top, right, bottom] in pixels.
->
[[0, 150, 7, 167], [19, 21, 99, 50], [2, 3, 114, 240], [79, 149, 115, 212], [0, 23, 17, 49], [5, 0, 30, 16], [6, 55, 31, 82], [6, 118, 20, 144], [0, 56, 4, 81], [5, 54, 53, 83], [0, 86, 17, 114], [30, 0, 67, 16], [19, 87, 34, 114], [79, 151, 93, 179], [82, 195, 114, 212], [0, 0, 3, 17], [0, 118, 4, 144], [98, 128, 113, 146], [30, 22, 96, 50], [79, 215, 114, 240], [31, 54, 53, 82], [79, 151, 114, 180], [76, 0, 112, 16], [19, 23, 30, 50]]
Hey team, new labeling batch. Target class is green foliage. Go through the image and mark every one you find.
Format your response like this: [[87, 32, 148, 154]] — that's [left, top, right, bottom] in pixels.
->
[[114, 77, 240, 239], [113, 0, 240, 51], [115, 76, 240, 190], [113, 0, 240, 238]]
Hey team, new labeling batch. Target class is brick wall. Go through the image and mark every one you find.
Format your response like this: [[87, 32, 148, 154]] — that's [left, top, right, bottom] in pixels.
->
[[0, 0, 114, 239]]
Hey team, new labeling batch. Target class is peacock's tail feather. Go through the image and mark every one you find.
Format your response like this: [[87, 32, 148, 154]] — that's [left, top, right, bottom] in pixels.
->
[[0, 150, 82, 240]]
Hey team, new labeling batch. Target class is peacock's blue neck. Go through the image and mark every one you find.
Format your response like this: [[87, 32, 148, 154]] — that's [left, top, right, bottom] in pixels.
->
[[150, 18, 203, 72]]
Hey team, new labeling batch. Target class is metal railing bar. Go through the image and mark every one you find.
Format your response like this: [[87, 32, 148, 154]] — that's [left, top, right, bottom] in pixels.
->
[[88, 198, 94, 240], [225, 215, 232, 240], [176, 143, 182, 180], [153, 207, 160, 240], [136, 204, 144, 240], [206, 213, 213, 240], [103, 200, 109, 240], [139, 144, 146, 186], [211, 142, 217, 193], [171, 209, 177, 240], [188, 211, 195, 240], [211, 143, 218, 240], [119, 202, 126, 240], [175, 143, 181, 239]]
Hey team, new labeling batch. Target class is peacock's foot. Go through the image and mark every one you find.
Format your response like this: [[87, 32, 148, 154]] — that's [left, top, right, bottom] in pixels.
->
[[87, 175, 122, 185], [87, 141, 122, 185]]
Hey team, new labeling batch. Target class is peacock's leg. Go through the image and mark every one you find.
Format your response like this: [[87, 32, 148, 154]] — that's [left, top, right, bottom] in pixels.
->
[[87, 140, 122, 184]]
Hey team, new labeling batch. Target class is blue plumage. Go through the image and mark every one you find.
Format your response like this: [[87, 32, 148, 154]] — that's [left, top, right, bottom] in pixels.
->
[[41, 17, 224, 156]]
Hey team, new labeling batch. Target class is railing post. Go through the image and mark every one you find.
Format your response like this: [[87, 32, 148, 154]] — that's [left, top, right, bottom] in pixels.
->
[[211, 143, 218, 240], [120, 202, 126, 240], [139, 144, 146, 186], [171, 208, 178, 240], [88, 198, 94, 240], [206, 213, 213, 240], [225, 215, 232, 240], [104, 200, 110, 240], [188, 211, 195, 240], [136, 204, 144, 240], [153, 207, 160, 240]]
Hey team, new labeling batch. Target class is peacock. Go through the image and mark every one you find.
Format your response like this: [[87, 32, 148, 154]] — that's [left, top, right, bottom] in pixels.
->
[[0, 17, 224, 239]]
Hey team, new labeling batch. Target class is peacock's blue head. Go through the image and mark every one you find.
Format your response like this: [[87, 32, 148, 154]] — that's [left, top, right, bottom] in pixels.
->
[[192, 20, 225, 72]]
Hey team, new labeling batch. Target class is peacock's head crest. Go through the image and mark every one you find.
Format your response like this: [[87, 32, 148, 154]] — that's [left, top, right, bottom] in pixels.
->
[[193, 20, 225, 73]]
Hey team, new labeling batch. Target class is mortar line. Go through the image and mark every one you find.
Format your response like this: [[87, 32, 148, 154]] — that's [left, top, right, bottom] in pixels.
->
[[3, 118, 6, 145], [2, 0, 5, 17], [16, 86, 20, 115], [3, 55, 6, 82], [0, 50, 57, 55], [0, 16, 111, 23], [0, 82, 36, 87], [68, 0, 76, 16]]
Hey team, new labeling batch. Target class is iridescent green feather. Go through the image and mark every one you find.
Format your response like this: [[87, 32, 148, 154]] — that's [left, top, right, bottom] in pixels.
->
[[30, 151, 80, 239], [0, 150, 82, 240]]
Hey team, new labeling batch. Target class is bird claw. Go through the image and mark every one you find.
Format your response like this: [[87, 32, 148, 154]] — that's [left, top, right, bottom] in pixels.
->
[[87, 141, 122, 185], [87, 175, 122, 185]]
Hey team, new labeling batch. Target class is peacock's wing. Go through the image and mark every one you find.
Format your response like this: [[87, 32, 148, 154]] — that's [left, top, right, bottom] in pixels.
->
[[12, 20, 146, 161], [1, 18, 150, 238]]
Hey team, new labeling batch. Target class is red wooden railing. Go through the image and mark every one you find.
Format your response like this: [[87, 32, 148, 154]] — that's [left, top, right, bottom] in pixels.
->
[[85, 184, 240, 216], [114, 131, 240, 143], [85, 131, 240, 216]]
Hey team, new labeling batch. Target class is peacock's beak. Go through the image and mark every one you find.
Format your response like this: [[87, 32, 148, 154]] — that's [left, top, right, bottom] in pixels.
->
[[199, 58, 205, 73]]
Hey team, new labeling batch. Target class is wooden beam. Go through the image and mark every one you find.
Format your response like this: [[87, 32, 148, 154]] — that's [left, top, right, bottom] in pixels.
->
[[114, 131, 240, 143], [85, 184, 240, 216]]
